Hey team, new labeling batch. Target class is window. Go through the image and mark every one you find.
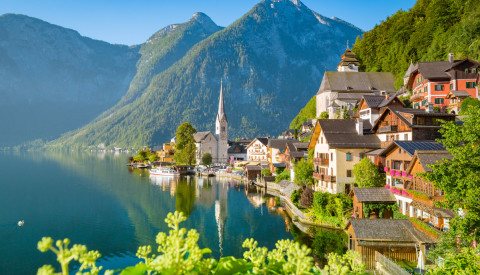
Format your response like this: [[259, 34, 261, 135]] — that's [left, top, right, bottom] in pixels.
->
[[418, 117, 425, 125], [393, 161, 401, 170], [359, 153, 364, 159], [404, 134, 408, 140], [450, 83, 453, 90], [434, 85, 444, 91], [474, 68, 477, 74], [399, 148, 402, 154], [434, 98, 444, 104], [346, 170, 352, 177], [425, 86, 428, 93], [321, 137, 323, 144], [331, 153, 333, 161], [346, 153, 352, 161], [466, 82, 476, 89], [465, 68, 469, 74]]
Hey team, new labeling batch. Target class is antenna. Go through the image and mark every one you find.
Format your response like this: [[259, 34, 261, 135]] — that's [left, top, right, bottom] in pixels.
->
[[346, 40, 350, 50]]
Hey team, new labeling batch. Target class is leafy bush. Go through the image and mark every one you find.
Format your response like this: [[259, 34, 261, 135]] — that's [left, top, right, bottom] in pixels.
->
[[294, 159, 313, 186], [290, 189, 302, 208], [353, 158, 385, 187], [460, 97, 480, 114], [275, 169, 290, 183], [319, 111, 329, 119], [312, 192, 353, 226], [38, 211, 352, 274], [261, 168, 272, 177]]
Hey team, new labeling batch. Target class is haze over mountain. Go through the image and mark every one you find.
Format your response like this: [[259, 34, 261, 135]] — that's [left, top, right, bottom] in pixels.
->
[[51, 0, 362, 149], [0, 14, 139, 146]]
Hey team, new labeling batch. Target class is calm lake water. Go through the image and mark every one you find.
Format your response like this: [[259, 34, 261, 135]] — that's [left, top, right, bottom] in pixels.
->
[[0, 151, 328, 274]]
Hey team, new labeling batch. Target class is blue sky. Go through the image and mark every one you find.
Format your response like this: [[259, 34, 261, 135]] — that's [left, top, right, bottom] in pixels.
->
[[2, 0, 416, 45]]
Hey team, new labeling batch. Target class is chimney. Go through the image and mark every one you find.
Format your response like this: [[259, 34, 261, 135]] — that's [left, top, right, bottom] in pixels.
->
[[448, 53, 454, 63], [426, 102, 434, 113], [356, 118, 363, 136]]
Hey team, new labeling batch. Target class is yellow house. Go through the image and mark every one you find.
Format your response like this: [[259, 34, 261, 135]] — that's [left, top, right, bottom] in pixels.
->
[[156, 142, 176, 162], [308, 119, 381, 194]]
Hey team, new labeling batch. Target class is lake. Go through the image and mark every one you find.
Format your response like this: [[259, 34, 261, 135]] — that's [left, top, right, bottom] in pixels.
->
[[0, 151, 325, 274]]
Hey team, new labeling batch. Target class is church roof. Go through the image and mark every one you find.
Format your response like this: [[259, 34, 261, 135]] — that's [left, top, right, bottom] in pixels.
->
[[337, 46, 361, 69], [194, 131, 215, 142], [216, 80, 227, 123], [317, 72, 396, 95]]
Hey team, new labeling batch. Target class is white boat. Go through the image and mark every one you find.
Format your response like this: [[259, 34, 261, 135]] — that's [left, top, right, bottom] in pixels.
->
[[149, 167, 180, 176]]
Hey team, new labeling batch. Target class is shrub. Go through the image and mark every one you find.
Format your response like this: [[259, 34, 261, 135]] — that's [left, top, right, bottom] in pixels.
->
[[261, 168, 272, 177], [275, 169, 290, 183], [299, 187, 314, 208], [291, 189, 302, 207]]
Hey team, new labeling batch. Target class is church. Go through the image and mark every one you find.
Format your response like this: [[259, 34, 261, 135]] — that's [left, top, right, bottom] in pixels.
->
[[193, 81, 229, 164]]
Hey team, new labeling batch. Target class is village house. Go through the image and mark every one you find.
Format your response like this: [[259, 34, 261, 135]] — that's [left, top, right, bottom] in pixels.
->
[[381, 141, 454, 231], [316, 47, 397, 118], [350, 187, 397, 219], [371, 106, 456, 147], [268, 139, 294, 173], [357, 94, 404, 127], [246, 138, 269, 163], [445, 90, 471, 114], [309, 119, 381, 194], [156, 142, 175, 162], [405, 54, 480, 112], [301, 119, 317, 133], [345, 219, 437, 270], [278, 129, 296, 139], [227, 143, 247, 162], [194, 82, 229, 164]]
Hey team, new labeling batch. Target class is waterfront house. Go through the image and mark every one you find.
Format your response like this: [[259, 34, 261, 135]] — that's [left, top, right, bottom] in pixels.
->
[[156, 142, 175, 162], [283, 141, 309, 181], [381, 141, 454, 231], [279, 129, 296, 139], [268, 139, 294, 173], [445, 90, 471, 114], [245, 165, 262, 180], [246, 138, 269, 162], [345, 219, 437, 270], [316, 47, 397, 118], [309, 119, 381, 194], [350, 187, 397, 219], [301, 119, 317, 133], [371, 107, 456, 147], [227, 143, 247, 162], [405, 54, 480, 110]]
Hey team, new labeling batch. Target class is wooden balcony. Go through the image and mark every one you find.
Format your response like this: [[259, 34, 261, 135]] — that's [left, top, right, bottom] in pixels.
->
[[410, 92, 426, 101], [313, 157, 329, 166], [378, 125, 398, 133], [313, 172, 323, 180], [324, 175, 336, 182]]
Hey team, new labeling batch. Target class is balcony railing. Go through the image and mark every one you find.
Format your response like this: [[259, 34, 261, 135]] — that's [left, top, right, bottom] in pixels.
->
[[313, 158, 329, 166], [410, 92, 426, 101], [324, 175, 336, 182], [313, 172, 323, 180], [378, 125, 398, 133]]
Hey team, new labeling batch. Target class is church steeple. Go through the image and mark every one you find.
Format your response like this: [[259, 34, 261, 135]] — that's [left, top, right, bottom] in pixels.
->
[[337, 43, 361, 72], [217, 79, 227, 123]]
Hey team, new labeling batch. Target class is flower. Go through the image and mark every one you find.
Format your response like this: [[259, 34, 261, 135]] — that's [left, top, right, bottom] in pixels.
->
[[402, 171, 407, 177], [390, 170, 395, 176], [384, 166, 389, 172]]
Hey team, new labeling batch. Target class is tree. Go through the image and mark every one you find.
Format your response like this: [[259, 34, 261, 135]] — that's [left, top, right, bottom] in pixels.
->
[[424, 107, 480, 245], [319, 111, 329, 119], [275, 169, 290, 183], [201, 153, 212, 166], [294, 159, 313, 186], [353, 158, 385, 187], [174, 123, 197, 165], [299, 186, 314, 208], [460, 97, 480, 114], [261, 168, 272, 177]]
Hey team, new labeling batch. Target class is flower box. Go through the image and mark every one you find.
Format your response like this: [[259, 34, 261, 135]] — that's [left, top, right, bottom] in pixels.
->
[[402, 171, 407, 177], [408, 174, 413, 179], [384, 184, 390, 189], [395, 171, 401, 177], [390, 170, 395, 176]]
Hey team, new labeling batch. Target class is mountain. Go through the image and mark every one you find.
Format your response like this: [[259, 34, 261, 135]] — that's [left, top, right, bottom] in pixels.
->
[[51, 0, 362, 149], [0, 14, 139, 147], [352, 0, 480, 88]]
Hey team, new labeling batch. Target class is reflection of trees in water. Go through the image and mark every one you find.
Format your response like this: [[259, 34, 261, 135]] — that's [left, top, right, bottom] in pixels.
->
[[175, 177, 196, 217]]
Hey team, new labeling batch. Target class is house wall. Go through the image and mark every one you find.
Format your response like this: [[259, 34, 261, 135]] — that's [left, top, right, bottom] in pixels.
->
[[247, 140, 268, 162], [196, 133, 218, 164]]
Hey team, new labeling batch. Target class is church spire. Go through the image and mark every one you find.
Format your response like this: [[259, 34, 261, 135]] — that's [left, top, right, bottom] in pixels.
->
[[217, 79, 227, 123]]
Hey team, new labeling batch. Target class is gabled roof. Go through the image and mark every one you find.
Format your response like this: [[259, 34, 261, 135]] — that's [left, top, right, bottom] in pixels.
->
[[316, 119, 381, 149], [317, 72, 396, 95], [293, 142, 309, 150], [404, 62, 415, 78], [405, 150, 452, 174], [380, 140, 445, 157], [268, 139, 294, 151], [352, 187, 396, 202], [194, 131, 216, 143], [446, 90, 471, 98], [346, 219, 437, 245], [371, 107, 455, 131], [246, 137, 268, 149], [408, 58, 480, 85], [228, 144, 246, 154]]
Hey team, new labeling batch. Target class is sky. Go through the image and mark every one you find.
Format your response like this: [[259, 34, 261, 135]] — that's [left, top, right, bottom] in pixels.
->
[[2, 0, 417, 45]]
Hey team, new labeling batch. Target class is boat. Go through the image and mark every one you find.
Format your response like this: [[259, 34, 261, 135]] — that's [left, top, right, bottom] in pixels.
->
[[149, 167, 180, 176]]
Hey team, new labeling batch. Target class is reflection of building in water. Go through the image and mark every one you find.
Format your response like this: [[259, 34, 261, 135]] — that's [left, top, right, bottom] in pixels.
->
[[195, 177, 216, 208], [215, 181, 228, 257]]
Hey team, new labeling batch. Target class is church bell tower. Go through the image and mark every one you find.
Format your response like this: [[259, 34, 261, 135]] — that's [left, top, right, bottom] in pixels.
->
[[215, 80, 228, 163]]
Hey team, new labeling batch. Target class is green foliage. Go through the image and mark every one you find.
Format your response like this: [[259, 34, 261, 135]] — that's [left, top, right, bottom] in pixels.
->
[[275, 169, 291, 183], [294, 159, 314, 186], [406, 189, 430, 200], [399, 95, 412, 108], [319, 111, 329, 119], [323, 251, 366, 275], [148, 153, 159, 162], [37, 237, 104, 275], [261, 168, 272, 177], [312, 230, 347, 260], [352, 0, 480, 88], [362, 202, 398, 218], [290, 96, 316, 130], [408, 217, 440, 239], [427, 247, 480, 274], [39, 211, 344, 275], [393, 210, 409, 219], [174, 123, 197, 165], [312, 192, 352, 227], [460, 97, 480, 114], [291, 189, 302, 208], [423, 107, 480, 244], [352, 158, 385, 187], [201, 153, 213, 166], [133, 147, 158, 163]]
